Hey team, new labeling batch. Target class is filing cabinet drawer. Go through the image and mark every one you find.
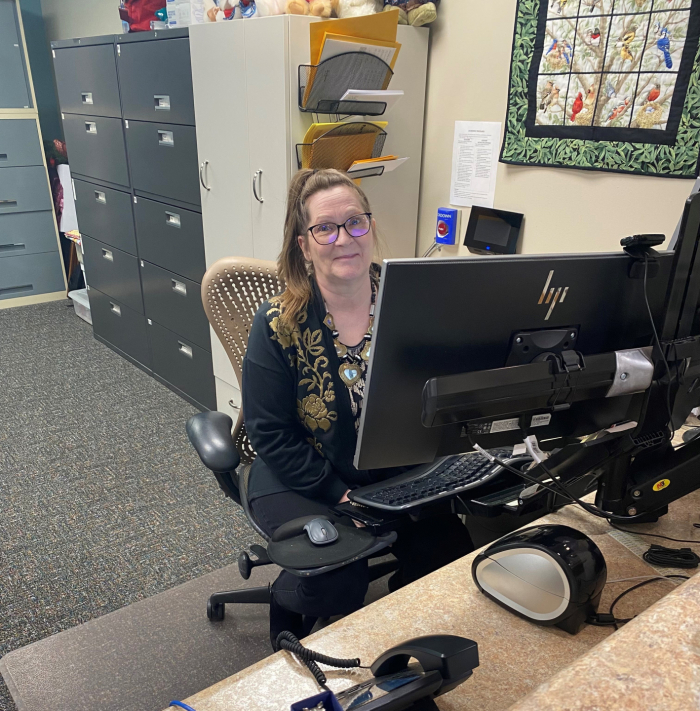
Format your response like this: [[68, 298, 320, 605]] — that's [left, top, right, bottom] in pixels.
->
[[53, 43, 121, 118], [133, 196, 204, 281], [125, 121, 199, 205], [148, 320, 215, 410], [215, 377, 241, 422], [73, 179, 136, 255], [0, 167, 52, 214], [63, 114, 129, 188], [118, 38, 195, 126], [140, 260, 209, 351], [82, 235, 143, 314], [89, 287, 151, 368], [0, 252, 64, 300], [0, 211, 58, 257], [0, 1, 32, 109], [0, 120, 43, 167]]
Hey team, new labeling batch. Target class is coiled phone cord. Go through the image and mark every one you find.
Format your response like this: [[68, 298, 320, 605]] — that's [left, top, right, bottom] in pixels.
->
[[276, 631, 364, 690]]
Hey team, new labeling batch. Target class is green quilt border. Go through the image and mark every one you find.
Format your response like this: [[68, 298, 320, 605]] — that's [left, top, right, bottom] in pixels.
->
[[500, 0, 700, 178]]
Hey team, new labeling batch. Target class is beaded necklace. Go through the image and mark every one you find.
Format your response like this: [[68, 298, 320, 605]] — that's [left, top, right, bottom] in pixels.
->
[[322, 284, 376, 388]]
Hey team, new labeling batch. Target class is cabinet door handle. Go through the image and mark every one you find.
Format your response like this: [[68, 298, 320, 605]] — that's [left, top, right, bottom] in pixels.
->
[[0, 243, 25, 252], [171, 279, 187, 296], [0, 200, 17, 207], [94, 190, 106, 204], [178, 342, 193, 359], [85, 121, 97, 134], [102, 248, 114, 261], [165, 211, 181, 228], [253, 170, 264, 203], [0, 154, 7, 161], [158, 130, 174, 147], [154, 94, 170, 111], [110, 302, 121, 316], [81, 92, 93, 105], [199, 161, 211, 191]]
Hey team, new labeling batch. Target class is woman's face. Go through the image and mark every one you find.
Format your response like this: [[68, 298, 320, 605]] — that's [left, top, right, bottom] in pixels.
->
[[298, 186, 375, 287]]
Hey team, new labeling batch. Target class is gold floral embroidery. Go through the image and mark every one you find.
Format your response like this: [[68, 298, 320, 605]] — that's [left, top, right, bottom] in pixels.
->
[[266, 301, 337, 435], [307, 437, 325, 457]]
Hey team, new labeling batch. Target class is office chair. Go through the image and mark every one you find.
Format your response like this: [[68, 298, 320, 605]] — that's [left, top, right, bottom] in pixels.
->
[[186, 257, 398, 622]]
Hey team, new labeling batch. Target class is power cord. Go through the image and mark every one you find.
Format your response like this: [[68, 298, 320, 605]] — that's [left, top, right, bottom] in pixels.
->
[[642, 544, 700, 569], [609, 521, 700, 544], [588, 575, 689, 630], [276, 631, 366, 691]]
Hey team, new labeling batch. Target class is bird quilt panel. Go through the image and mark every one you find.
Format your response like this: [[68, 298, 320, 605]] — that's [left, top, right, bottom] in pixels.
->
[[500, 0, 700, 177]]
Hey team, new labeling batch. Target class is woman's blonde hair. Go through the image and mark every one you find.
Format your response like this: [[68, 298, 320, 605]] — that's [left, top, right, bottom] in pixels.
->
[[278, 169, 373, 328]]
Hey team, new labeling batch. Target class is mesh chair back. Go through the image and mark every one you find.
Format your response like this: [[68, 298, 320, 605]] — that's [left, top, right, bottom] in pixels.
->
[[201, 257, 284, 465]]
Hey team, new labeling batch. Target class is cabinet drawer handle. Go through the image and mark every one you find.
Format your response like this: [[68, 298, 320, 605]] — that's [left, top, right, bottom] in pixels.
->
[[171, 279, 187, 296], [102, 248, 114, 261], [81, 92, 93, 105], [253, 170, 264, 203], [110, 302, 121, 316], [0, 243, 25, 252], [85, 121, 97, 134], [165, 211, 181, 228], [0, 200, 18, 207], [178, 342, 193, 359], [94, 190, 106, 204], [0, 284, 32, 296], [199, 161, 211, 191], [0, 154, 7, 161], [154, 94, 170, 111], [158, 130, 174, 147]]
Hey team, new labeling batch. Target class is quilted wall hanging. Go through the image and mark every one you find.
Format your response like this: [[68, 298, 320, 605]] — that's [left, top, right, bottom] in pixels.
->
[[500, 0, 700, 177]]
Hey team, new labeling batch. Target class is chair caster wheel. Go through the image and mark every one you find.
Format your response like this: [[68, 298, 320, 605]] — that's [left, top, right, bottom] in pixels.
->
[[238, 551, 253, 580], [207, 599, 225, 621]]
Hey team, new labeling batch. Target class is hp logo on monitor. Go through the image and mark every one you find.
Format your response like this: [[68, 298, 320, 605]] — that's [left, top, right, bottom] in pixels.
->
[[538, 271, 569, 321]]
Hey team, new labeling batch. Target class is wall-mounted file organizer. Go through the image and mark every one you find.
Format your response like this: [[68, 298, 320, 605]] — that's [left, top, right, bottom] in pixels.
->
[[296, 122, 387, 172], [299, 52, 393, 117]]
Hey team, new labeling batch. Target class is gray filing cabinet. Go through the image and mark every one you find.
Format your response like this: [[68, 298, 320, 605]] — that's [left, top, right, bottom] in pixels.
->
[[52, 30, 214, 411], [0, 0, 64, 303]]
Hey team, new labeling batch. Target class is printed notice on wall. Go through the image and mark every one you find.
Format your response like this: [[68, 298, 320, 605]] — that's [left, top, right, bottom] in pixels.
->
[[450, 121, 501, 208]]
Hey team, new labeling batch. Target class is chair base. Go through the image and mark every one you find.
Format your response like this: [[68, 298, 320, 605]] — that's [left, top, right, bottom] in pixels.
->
[[207, 585, 272, 621]]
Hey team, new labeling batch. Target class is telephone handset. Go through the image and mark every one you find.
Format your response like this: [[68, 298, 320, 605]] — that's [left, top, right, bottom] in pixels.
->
[[334, 635, 479, 711]]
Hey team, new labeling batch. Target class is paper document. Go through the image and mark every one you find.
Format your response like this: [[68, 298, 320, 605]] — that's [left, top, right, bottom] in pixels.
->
[[450, 121, 501, 208], [310, 12, 399, 65], [319, 35, 401, 69], [341, 89, 404, 114], [348, 156, 408, 175]]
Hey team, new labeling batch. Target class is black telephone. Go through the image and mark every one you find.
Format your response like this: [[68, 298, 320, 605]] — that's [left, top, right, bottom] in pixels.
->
[[334, 635, 479, 711]]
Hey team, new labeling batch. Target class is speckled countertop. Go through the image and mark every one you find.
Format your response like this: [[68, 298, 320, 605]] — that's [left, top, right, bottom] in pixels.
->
[[176, 491, 700, 711]]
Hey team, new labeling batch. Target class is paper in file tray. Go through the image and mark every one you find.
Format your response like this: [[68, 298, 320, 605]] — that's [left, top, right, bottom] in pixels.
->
[[299, 52, 394, 115], [296, 122, 387, 171]]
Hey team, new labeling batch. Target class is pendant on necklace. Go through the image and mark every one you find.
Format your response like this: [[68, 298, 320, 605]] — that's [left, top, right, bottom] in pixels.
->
[[334, 340, 348, 358], [360, 340, 371, 361], [339, 362, 362, 387], [323, 314, 335, 330]]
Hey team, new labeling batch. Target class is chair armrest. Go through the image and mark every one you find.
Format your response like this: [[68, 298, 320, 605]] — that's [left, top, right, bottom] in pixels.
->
[[186, 412, 241, 474]]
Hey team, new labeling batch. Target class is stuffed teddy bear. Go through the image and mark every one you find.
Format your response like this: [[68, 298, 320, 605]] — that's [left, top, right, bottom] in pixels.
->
[[309, 0, 333, 16], [331, 0, 382, 18], [383, 0, 439, 26], [249, 0, 287, 14], [205, 0, 238, 21]]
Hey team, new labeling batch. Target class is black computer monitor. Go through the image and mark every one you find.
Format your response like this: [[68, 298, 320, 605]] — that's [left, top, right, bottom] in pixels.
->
[[355, 252, 674, 471]]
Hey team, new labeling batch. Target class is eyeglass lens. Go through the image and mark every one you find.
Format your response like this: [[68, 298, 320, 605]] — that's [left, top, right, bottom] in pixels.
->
[[312, 214, 370, 244]]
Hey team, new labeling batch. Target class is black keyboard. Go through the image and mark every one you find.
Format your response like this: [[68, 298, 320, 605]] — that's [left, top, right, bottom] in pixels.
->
[[350, 449, 529, 512]]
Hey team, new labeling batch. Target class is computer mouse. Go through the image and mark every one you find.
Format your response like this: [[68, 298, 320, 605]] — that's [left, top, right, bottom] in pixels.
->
[[472, 524, 607, 635], [303, 517, 339, 546]]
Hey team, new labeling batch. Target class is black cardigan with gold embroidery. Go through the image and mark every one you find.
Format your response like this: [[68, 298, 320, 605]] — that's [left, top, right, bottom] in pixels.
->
[[242, 267, 391, 505]]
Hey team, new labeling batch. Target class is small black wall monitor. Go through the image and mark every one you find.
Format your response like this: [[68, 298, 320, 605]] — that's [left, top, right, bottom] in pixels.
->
[[464, 207, 524, 255]]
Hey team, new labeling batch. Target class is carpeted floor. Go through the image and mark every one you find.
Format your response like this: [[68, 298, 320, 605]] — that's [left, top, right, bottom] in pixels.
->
[[0, 300, 260, 711]]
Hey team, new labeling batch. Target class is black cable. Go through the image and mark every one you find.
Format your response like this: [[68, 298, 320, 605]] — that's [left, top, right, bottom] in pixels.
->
[[610, 522, 700, 544], [642, 544, 700, 569], [276, 631, 364, 691], [643, 253, 676, 443]]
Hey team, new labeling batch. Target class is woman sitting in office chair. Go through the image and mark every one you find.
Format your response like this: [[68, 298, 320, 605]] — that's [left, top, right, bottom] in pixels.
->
[[242, 168, 474, 648]]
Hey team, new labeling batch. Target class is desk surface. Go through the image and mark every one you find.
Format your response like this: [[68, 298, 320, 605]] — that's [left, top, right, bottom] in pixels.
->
[[177, 491, 700, 711]]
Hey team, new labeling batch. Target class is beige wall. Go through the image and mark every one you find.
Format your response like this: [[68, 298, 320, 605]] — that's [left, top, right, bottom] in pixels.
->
[[40, 0, 122, 41], [417, 0, 694, 257]]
